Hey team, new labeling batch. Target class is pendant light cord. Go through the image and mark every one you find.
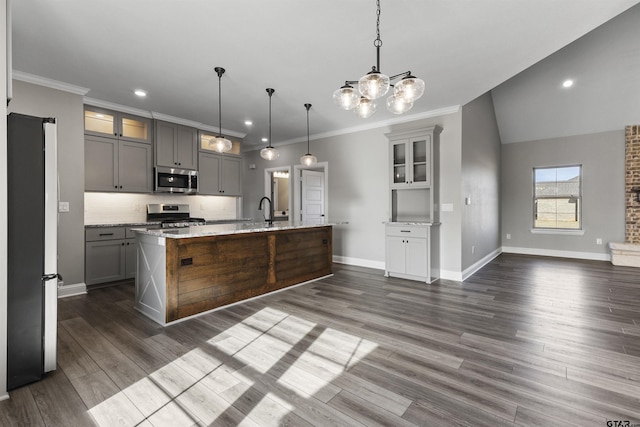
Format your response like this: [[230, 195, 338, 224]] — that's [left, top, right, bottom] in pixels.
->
[[215, 67, 225, 137], [305, 103, 312, 154], [266, 88, 275, 149], [374, 0, 382, 72]]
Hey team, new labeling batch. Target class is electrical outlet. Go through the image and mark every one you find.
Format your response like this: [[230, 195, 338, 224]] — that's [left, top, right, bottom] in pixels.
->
[[596, 238, 603, 245], [506, 233, 511, 240]]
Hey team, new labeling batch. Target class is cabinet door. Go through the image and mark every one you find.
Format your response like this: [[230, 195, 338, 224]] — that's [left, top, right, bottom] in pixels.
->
[[119, 141, 153, 193], [390, 140, 408, 189], [85, 240, 126, 285], [220, 156, 242, 196], [125, 239, 137, 279], [119, 113, 152, 144], [198, 152, 222, 195], [405, 237, 428, 278], [385, 236, 407, 274], [176, 125, 198, 169], [85, 136, 118, 191], [84, 106, 118, 138], [155, 121, 178, 167], [410, 135, 431, 187]]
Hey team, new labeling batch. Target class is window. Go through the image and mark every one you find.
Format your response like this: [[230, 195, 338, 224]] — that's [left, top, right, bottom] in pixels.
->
[[533, 165, 581, 229]]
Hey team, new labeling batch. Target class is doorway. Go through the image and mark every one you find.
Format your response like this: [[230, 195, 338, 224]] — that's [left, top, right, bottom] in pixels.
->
[[294, 162, 328, 223], [264, 166, 291, 221]]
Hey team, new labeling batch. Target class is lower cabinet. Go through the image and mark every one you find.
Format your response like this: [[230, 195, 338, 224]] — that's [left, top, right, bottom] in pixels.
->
[[85, 226, 138, 285], [385, 223, 439, 283]]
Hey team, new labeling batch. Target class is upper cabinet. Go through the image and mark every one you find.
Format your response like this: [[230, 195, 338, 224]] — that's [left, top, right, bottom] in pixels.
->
[[390, 134, 432, 189], [154, 120, 198, 170], [199, 131, 242, 156], [84, 106, 152, 144]]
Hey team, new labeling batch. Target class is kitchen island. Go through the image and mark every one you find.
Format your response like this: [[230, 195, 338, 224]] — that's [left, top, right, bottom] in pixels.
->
[[134, 222, 332, 325]]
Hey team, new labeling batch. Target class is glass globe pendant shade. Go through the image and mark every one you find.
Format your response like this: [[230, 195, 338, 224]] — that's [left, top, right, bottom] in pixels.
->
[[260, 146, 279, 161], [300, 153, 317, 167], [386, 94, 413, 114], [394, 75, 425, 103], [354, 97, 377, 118], [211, 136, 233, 153], [358, 70, 390, 100], [333, 84, 360, 110]]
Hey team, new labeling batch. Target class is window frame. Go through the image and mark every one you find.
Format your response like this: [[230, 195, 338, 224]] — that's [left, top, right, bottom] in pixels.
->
[[532, 164, 583, 231]]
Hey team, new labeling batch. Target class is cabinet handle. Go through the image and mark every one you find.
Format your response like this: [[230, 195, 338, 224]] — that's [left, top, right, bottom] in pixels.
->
[[99, 233, 114, 236], [114, 185, 118, 189], [119, 186, 123, 189], [119, 133, 123, 137], [114, 133, 118, 137], [121, 242, 125, 246], [126, 242, 130, 245], [400, 230, 411, 233]]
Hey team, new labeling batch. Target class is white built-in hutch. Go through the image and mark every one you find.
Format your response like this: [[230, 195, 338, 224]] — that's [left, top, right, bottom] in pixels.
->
[[385, 126, 441, 283]]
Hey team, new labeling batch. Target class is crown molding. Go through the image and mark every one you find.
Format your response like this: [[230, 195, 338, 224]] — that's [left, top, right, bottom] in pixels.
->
[[244, 105, 461, 151], [13, 70, 90, 95], [84, 97, 153, 118], [151, 112, 246, 139]]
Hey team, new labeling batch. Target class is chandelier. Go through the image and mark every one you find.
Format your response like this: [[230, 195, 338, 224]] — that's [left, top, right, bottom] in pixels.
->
[[300, 103, 317, 167], [210, 67, 233, 153], [333, 0, 425, 118], [260, 88, 279, 160]]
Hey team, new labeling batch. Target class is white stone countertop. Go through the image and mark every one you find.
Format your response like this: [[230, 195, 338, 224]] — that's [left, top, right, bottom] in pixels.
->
[[85, 218, 254, 228], [383, 221, 441, 226], [132, 221, 341, 239]]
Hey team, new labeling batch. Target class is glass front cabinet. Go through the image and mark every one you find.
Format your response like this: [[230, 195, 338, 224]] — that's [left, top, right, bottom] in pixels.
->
[[84, 106, 152, 144], [390, 135, 431, 188]]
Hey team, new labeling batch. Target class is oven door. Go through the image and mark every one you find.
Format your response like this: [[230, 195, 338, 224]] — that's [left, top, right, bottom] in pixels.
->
[[155, 167, 197, 194]]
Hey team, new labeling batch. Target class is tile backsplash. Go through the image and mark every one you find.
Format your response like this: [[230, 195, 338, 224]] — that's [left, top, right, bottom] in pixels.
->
[[84, 193, 240, 225]]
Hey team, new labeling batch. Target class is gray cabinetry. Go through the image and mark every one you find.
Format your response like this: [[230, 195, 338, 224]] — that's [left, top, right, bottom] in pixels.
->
[[154, 120, 198, 169], [385, 126, 441, 283], [198, 152, 242, 196], [85, 227, 139, 285], [84, 105, 152, 144], [85, 227, 126, 285], [85, 135, 153, 193]]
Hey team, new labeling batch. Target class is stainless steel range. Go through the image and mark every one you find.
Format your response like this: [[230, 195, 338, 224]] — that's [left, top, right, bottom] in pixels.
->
[[147, 204, 206, 228]]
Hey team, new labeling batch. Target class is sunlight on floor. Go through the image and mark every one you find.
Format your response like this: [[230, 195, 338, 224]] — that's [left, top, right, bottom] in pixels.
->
[[88, 306, 378, 426]]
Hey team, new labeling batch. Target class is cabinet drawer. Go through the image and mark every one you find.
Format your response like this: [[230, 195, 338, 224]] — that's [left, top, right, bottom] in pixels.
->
[[86, 227, 126, 241], [385, 225, 428, 238]]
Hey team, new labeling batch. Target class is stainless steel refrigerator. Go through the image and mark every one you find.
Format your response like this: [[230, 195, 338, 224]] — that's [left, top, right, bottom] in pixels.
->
[[7, 113, 59, 390]]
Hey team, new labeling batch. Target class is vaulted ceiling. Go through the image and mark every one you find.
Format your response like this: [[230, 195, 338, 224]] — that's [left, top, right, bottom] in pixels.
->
[[11, 0, 640, 147]]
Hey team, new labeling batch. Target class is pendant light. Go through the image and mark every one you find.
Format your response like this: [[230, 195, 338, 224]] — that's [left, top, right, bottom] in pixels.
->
[[333, 0, 425, 117], [211, 67, 233, 153], [300, 103, 317, 167], [260, 88, 279, 161]]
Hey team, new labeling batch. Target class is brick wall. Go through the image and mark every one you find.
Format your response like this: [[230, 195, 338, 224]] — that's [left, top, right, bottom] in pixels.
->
[[626, 125, 640, 244]]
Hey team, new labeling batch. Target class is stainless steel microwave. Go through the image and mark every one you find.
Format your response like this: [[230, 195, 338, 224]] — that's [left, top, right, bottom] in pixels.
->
[[154, 166, 198, 194]]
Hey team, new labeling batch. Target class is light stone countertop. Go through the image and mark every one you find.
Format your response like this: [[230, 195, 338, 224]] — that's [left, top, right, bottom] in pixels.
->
[[85, 218, 254, 228], [133, 221, 340, 239]]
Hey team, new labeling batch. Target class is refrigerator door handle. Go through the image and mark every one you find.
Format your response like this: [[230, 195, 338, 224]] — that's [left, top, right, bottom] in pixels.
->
[[42, 273, 62, 282]]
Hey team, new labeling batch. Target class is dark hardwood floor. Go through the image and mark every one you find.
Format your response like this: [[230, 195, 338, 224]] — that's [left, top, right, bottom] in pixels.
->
[[2, 254, 640, 426]]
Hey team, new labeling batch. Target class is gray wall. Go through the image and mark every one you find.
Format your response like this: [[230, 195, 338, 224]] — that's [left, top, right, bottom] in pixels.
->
[[501, 130, 626, 256], [242, 111, 465, 276], [461, 93, 502, 271], [8, 80, 85, 287]]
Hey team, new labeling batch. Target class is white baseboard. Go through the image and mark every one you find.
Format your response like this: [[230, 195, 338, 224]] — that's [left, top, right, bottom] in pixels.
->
[[502, 246, 611, 261], [0, 392, 9, 402], [440, 270, 463, 282], [462, 248, 502, 281], [333, 255, 385, 270], [58, 282, 87, 298]]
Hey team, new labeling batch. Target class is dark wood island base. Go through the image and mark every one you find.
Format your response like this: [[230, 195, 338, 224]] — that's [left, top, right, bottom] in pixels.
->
[[135, 225, 332, 325]]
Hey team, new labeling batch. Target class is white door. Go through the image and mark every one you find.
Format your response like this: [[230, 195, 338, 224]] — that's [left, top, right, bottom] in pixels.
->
[[301, 169, 325, 223]]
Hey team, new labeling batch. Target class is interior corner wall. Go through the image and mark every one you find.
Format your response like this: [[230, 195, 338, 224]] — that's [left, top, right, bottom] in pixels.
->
[[8, 80, 85, 287], [242, 111, 463, 275], [460, 92, 502, 272], [501, 130, 626, 257]]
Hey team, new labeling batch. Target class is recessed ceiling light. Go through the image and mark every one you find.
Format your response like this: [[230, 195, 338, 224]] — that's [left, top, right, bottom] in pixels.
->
[[134, 89, 147, 97], [261, 137, 268, 142], [562, 79, 574, 88], [244, 120, 253, 126]]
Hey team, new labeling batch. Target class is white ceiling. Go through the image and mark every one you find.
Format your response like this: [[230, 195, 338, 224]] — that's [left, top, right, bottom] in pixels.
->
[[11, 0, 640, 148]]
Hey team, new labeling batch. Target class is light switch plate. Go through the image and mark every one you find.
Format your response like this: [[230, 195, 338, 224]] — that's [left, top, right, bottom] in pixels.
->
[[59, 201, 70, 212]]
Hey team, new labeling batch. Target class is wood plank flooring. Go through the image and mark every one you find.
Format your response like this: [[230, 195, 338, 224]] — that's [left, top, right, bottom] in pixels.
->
[[2, 253, 640, 426]]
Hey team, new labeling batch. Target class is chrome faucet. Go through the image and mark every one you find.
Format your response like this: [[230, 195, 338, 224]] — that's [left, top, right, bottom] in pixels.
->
[[258, 196, 274, 225]]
